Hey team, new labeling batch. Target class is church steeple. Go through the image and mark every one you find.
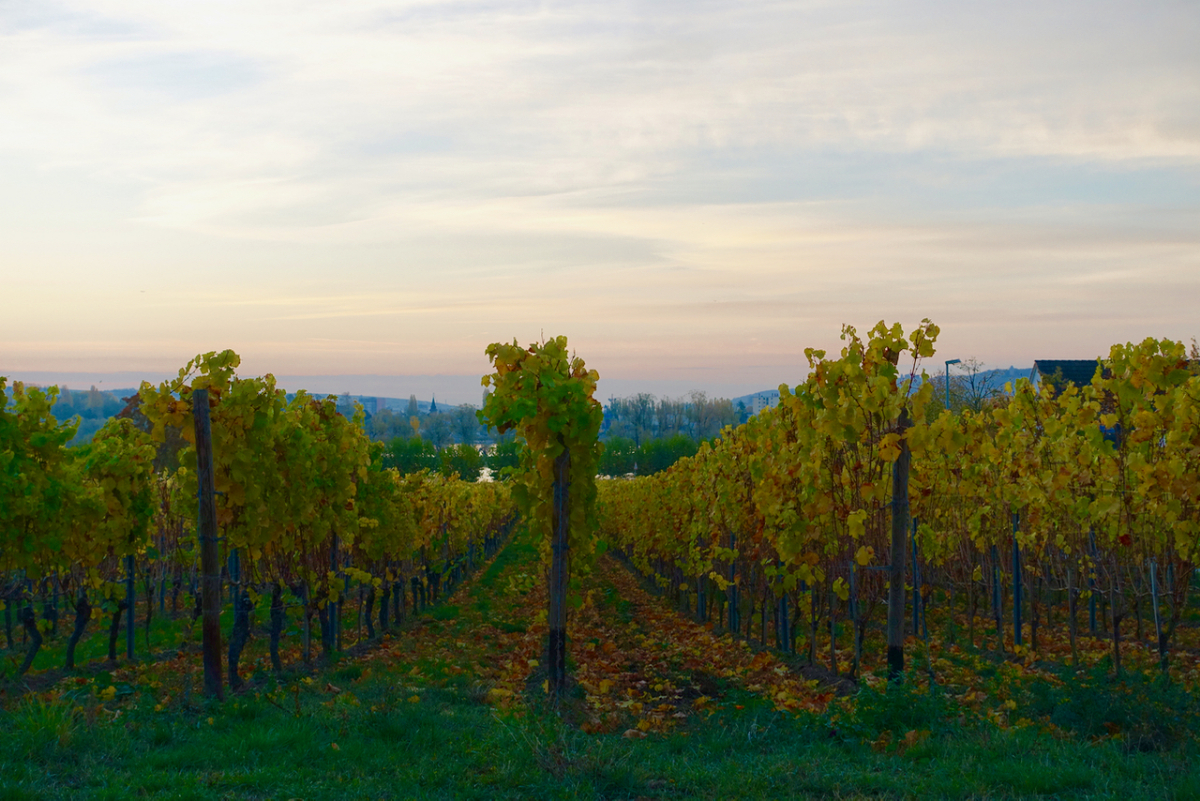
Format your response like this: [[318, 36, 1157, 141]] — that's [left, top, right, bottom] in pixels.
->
[[429, 394, 438, 414]]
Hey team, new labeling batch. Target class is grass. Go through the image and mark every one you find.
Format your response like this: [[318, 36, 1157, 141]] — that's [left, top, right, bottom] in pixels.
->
[[3, 676, 1198, 800]]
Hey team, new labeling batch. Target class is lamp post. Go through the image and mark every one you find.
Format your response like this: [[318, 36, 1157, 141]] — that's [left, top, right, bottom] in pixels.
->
[[944, 359, 960, 410]]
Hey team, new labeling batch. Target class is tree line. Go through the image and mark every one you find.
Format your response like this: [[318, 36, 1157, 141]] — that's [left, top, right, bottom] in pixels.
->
[[602, 391, 742, 445]]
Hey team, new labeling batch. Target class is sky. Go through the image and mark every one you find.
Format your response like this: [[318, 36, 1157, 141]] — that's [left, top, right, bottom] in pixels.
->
[[2, 0, 1198, 404]]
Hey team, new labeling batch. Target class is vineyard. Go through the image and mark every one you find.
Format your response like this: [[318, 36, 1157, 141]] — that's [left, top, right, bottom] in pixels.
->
[[3, 325, 1200, 799], [1, 350, 515, 689], [599, 322, 1200, 682]]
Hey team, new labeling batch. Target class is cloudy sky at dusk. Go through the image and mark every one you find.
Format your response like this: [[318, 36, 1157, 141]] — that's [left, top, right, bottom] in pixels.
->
[[3, 0, 1198, 403]]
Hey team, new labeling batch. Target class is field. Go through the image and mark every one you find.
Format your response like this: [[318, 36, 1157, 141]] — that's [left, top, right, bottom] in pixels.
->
[[5, 335, 1200, 798], [4, 525, 1200, 801]]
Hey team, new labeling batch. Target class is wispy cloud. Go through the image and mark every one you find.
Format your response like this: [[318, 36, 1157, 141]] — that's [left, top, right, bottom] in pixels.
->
[[1, 0, 1198, 388]]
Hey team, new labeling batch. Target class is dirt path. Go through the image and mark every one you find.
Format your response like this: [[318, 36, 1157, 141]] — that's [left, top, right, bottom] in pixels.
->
[[357, 534, 840, 737], [358, 528, 548, 701], [557, 556, 840, 736]]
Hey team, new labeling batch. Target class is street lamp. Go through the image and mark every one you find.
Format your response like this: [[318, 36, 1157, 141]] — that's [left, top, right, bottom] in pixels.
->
[[944, 359, 961, 410]]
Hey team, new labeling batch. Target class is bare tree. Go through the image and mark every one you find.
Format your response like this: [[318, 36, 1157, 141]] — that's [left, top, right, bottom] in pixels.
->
[[688, 391, 737, 439], [711, 397, 738, 437], [685, 391, 707, 439], [658, 396, 686, 438], [931, 358, 1006, 413], [424, 413, 453, 450], [453, 404, 480, 446], [615, 393, 657, 445]]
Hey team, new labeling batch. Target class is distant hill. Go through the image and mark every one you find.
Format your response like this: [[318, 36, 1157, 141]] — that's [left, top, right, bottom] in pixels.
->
[[15, 367, 1036, 448], [987, 366, 1035, 388], [731, 388, 780, 406], [7, 382, 463, 447], [733, 367, 1034, 406], [913, 366, 1033, 391]]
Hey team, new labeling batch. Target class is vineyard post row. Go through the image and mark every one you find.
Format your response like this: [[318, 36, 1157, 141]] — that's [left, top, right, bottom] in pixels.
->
[[597, 322, 1200, 680], [479, 335, 603, 698], [193, 386, 222, 698], [1, 352, 516, 691]]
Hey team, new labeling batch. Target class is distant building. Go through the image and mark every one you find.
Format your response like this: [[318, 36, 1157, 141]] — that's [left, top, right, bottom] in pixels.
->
[[750, 393, 779, 415], [429, 395, 438, 414], [1029, 360, 1102, 392]]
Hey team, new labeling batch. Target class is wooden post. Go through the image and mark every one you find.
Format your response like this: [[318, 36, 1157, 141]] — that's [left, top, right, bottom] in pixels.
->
[[1149, 559, 1165, 671], [547, 446, 570, 696], [125, 554, 135, 661], [50, 575, 59, 637], [193, 388, 224, 700], [1088, 530, 1098, 635], [331, 532, 340, 653], [887, 409, 911, 682], [302, 583, 312, 665], [227, 547, 251, 690], [159, 536, 167, 615], [911, 518, 920, 636], [991, 545, 1003, 647], [850, 562, 861, 675], [4, 588, 12, 650], [779, 591, 789, 653], [1012, 513, 1022, 647], [728, 531, 739, 637], [1066, 561, 1080, 666], [808, 580, 817, 665]]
